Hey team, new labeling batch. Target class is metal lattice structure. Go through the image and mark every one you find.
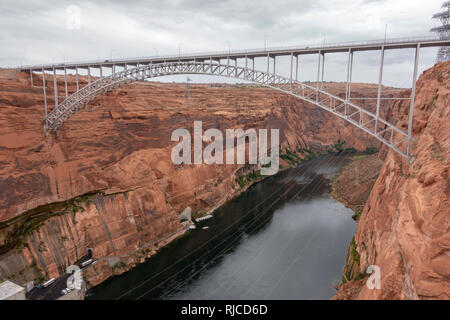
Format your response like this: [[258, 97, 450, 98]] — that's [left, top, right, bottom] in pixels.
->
[[20, 36, 450, 160], [45, 61, 410, 157], [431, 1, 450, 61]]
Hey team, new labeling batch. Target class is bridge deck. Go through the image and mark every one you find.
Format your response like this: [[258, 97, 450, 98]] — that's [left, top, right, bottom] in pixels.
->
[[20, 36, 450, 72]]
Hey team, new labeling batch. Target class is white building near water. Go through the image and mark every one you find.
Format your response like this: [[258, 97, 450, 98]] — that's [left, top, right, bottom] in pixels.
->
[[0, 280, 26, 300]]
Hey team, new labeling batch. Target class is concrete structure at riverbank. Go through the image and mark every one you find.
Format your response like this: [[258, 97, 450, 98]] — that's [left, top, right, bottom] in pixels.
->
[[0, 280, 26, 300]]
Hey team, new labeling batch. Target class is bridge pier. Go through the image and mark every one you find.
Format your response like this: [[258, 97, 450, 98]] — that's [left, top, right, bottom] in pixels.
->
[[316, 51, 322, 102], [316, 50, 321, 89], [345, 49, 353, 118], [53, 67, 58, 109], [407, 43, 421, 158], [320, 53, 325, 90], [88, 66, 91, 86], [272, 56, 276, 80], [290, 52, 293, 88], [375, 46, 385, 134], [64, 67, 68, 98], [295, 55, 299, 82], [75, 67, 79, 91], [244, 56, 248, 77], [41, 68, 48, 130]]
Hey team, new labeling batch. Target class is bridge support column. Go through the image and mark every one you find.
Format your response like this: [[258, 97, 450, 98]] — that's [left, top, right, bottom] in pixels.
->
[[316, 51, 321, 89], [251, 57, 255, 81], [407, 43, 420, 158], [290, 52, 293, 88], [42, 68, 48, 130], [245, 55, 248, 77], [53, 67, 58, 109], [100, 65, 103, 78], [30, 69, 33, 87], [272, 56, 276, 78], [75, 67, 79, 91], [295, 55, 299, 82], [88, 66, 91, 86], [345, 49, 353, 118], [316, 51, 322, 102], [64, 67, 68, 98], [321, 53, 325, 89], [375, 46, 385, 134]]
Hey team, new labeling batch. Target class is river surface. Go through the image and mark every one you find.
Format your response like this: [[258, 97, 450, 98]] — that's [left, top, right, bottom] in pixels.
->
[[87, 155, 355, 300]]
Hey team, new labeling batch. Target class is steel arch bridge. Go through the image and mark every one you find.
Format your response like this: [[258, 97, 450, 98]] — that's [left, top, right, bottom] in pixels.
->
[[45, 60, 409, 157], [19, 36, 450, 159]]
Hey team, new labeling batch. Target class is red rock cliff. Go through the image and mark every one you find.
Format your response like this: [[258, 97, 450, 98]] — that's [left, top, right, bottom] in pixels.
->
[[334, 61, 450, 300]]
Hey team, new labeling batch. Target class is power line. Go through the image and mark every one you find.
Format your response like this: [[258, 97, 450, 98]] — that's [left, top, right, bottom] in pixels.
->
[[134, 152, 350, 300], [114, 153, 332, 299]]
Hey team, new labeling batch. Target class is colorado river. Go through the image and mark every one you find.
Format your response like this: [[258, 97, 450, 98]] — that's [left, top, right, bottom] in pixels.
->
[[87, 154, 356, 300]]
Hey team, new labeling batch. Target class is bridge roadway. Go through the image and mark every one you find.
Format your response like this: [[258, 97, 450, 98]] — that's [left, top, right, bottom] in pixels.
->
[[19, 36, 450, 72]]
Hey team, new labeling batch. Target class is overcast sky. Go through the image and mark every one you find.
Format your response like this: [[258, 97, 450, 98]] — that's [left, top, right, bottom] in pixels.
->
[[0, 0, 446, 87]]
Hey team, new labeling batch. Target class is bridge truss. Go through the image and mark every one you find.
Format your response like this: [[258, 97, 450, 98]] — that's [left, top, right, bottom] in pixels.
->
[[20, 37, 450, 160]]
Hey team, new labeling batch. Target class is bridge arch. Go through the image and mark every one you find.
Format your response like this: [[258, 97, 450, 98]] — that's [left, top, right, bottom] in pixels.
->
[[46, 61, 409, 158]]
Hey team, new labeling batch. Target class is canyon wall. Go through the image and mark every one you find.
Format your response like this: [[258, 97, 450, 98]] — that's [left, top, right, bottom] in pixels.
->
[[0, 68, 397, 287], [334, 61, 450, 300]]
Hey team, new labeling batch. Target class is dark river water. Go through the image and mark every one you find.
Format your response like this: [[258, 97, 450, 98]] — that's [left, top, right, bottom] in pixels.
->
[[87, 154, 355, 300]]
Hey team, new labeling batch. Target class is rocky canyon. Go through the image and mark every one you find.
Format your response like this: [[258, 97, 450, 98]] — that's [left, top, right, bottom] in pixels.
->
[[0, 60, 448, 300], [333, 61, 450, 299]]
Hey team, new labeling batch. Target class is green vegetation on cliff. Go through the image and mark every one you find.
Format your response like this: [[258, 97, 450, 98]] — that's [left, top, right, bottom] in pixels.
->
[[0, 191, 99, 255]]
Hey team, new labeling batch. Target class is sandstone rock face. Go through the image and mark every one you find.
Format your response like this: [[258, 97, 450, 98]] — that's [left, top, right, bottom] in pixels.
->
[[334, 62, 450, 300], [0, 68, 398, 287], [331, 153, 383, 213]]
